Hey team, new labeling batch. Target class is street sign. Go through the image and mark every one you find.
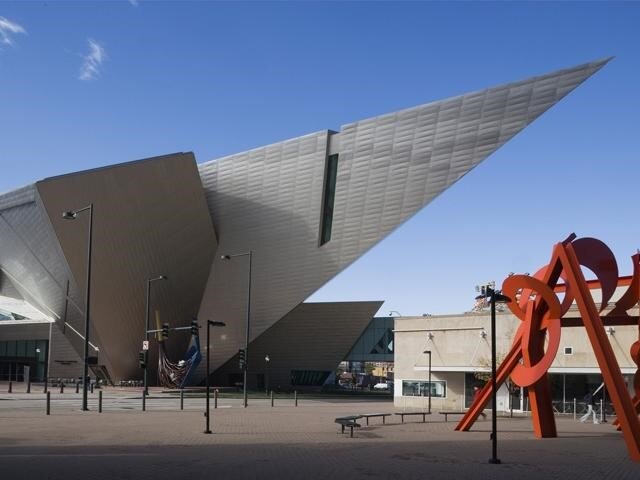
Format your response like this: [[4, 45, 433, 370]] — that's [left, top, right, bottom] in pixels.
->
[[142, 340, 149, 351]]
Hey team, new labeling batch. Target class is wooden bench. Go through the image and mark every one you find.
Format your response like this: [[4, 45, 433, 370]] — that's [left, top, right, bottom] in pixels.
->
[[335, 415, 362, 437], [359, 413, 392, 425], [395, 412, 431, 423], [439, 411, 466, 422]]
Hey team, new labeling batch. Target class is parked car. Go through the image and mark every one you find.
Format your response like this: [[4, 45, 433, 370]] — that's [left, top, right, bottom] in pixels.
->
[[373, 382, 390, 390]]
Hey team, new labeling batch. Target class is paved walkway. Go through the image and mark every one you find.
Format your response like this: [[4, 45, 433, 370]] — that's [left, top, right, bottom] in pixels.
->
[[0, 391, 639, 479]]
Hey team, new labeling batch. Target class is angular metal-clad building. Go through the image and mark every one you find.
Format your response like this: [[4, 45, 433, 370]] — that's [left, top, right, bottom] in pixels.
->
[[0, 59, 607, 386]]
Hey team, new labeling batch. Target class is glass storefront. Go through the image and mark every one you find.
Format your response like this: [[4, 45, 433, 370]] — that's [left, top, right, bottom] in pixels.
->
[[463, 371, 632, 413], [0, 339, 48, 381]]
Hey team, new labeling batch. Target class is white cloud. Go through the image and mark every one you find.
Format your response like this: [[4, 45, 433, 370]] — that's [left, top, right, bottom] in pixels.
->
[[79, 39, 106, 81], [0, 16, 26, 47], [128, 0, 139, 6]]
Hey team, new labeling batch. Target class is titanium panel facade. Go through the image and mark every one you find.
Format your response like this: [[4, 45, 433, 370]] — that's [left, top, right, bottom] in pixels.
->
[[0, 59, 608, 385], [0, 184, 93, 378], [36, 153, 217, 381], [210, 301, 383, 389], [197, 59, 608, 373]]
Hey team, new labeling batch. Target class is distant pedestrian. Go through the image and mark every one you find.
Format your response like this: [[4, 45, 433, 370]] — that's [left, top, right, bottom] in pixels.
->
[[580, 392, 599, 424], [473, 386, 486, 419]]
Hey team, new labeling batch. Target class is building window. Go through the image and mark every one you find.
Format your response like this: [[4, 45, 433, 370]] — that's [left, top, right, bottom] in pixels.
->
[[319, 154, 339, 245], [402, 380, 446, 398], [291, 370, 330, 386], [564, 347, 573, 355]]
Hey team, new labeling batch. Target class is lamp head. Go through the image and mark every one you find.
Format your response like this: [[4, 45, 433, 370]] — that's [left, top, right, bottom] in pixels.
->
[[62, 211, 77, 220], [221, 255, 231, 260], [493, 293, 511, 304], [207, 320, 226, 327]]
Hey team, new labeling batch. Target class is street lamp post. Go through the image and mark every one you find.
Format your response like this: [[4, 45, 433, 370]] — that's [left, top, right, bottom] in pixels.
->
[[480, 284, 510, 465], [62, 204, 93, 411], [221, 251, 253, 408], [264, 354, 270, 395], [144, 275, 167, 395], [423, 350, 432, 414], [205, 320, 226, 434]]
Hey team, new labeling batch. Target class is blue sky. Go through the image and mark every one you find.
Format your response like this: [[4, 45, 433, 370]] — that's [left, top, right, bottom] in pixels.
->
[[1, 1, 639, 315]]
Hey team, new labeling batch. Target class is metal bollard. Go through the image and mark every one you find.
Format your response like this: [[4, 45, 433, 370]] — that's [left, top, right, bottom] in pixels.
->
[[26, 380, 31, 394], [8, 381, 12, 393], [99, 390, 102, 413], [44, 380, 48, 394], [46, 391, 51, 415], [214, 389, 218, 409], [573, 398, 577, 421], [75, 382, 79, 394], [142, 390, 146, 412], [60, 383, 64, 394], [271, 390, 274, 407], [295, 390, 298, 407], [180, 389, 184, 411], [90, 383, 94, 394]]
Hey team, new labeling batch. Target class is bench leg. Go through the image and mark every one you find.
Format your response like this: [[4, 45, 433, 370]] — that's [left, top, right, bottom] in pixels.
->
[[400, 415, 404, 423], [422, 414, 426, 423], [366, 417, 369, 426], [383, 416, 385, 424], [341, 425, 345, 434], [349, 426, 354, 438]]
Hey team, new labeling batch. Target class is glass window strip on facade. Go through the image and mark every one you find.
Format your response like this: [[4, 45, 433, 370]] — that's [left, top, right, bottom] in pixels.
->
[[402, 380, 446, 398], [344, 317, 394, 363], [319, 154, 338, 245]]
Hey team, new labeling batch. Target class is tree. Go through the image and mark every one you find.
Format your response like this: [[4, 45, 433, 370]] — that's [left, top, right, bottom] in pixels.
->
[[475, 353, 518, 417]]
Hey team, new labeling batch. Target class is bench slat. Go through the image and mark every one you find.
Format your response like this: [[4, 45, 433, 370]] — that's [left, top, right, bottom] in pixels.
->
[[359, 413, 392, 425], [394, 412, 431, 423]]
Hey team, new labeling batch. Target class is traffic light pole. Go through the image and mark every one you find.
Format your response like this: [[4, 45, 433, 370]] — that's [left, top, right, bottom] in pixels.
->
[[205, 320, 212, 434], [144, 279, 151, 396]]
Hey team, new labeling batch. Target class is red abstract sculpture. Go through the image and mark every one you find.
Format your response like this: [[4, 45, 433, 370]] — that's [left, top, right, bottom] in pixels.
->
[[456, 234, 640, 462]]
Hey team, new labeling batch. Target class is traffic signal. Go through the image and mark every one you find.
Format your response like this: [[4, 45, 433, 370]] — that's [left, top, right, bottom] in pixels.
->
[[138, 350, 147, 368], [162, 323, 170, 338], [238, 348, 246, 370], [190, 320, 199, 336]]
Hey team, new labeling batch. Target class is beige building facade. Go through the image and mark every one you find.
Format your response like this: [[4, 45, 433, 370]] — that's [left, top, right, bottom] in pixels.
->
[[393, 311, 638, 412]]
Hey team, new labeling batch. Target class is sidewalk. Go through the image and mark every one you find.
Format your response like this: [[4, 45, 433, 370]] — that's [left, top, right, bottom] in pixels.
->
[[0, 399, 638, 479]]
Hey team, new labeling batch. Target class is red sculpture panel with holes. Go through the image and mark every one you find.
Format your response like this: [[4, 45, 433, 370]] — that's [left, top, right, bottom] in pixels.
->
[[455, 234, 640, 462]]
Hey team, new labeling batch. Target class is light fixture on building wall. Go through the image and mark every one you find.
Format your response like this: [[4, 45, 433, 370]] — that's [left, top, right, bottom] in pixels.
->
[[480, 329, 487, 339], [607, 327, 615, 336], [427, 332, 434, 340], [388, 310, 402, 317]]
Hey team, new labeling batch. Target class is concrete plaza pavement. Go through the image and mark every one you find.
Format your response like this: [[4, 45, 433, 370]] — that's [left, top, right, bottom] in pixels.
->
[[1, 389, 639, 479]]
